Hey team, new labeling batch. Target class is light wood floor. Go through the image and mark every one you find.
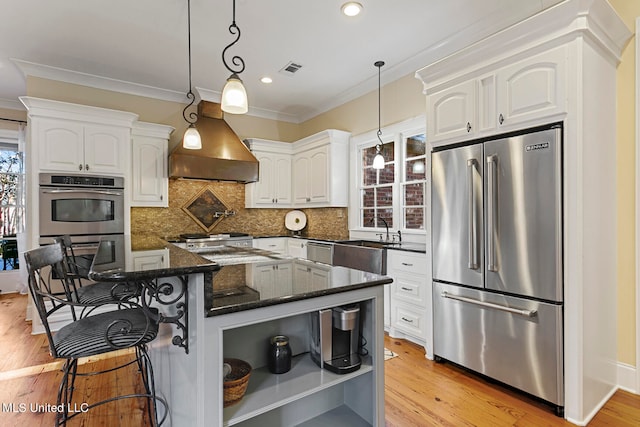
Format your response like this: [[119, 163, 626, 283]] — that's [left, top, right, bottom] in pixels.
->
[[1, 293, 638, 426]]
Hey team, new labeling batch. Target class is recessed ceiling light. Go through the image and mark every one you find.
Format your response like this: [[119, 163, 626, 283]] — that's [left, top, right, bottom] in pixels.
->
[[341, 2, 362, 17], [260, 76, 273, 84]]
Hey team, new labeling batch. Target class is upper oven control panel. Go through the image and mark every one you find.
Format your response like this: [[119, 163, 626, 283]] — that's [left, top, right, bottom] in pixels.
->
[[39, 173, 124, 189]]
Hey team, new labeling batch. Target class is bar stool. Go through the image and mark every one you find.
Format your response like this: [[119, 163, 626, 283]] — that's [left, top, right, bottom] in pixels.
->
[[54, 235, 141, 311], [24, 242, 166, 426]]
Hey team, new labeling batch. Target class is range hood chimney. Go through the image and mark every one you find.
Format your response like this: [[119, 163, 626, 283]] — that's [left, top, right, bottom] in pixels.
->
[[169, 101, 259, 182]]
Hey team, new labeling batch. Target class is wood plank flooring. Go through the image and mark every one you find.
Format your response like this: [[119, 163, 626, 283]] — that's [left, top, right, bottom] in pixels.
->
[[1, 293, 638, 426]]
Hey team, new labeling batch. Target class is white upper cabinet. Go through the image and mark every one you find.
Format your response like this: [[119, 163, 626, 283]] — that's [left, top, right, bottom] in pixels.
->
[[21, 97, 138, 176], [131, 122, 174, 207], [425, 46, 566, 145], [244, 139, 293, 208], [427, 80, 477, 142], [496, 46, 567, 128], [292, 129, 349, 208], [245, 130, 350, 209], [292, 145, 329, 205], [36, 118, 130, 174]]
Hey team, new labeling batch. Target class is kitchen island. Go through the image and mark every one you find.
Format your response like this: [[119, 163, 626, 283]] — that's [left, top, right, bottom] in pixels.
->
[[89, 235, 391, 427]]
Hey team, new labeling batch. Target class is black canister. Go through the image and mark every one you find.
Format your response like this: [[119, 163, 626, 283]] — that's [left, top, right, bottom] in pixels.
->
[[268, 335, 292, 374]]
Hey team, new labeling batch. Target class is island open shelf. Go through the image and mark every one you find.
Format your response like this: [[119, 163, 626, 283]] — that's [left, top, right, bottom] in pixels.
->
[[224, 353, 373, 426]]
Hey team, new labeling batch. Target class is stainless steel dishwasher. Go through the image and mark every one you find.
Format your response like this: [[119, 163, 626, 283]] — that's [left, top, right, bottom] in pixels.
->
[[306, 241, 334, 265]]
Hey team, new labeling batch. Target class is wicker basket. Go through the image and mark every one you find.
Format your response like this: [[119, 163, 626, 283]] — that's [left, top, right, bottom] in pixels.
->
[[223, 358, 252, 407]]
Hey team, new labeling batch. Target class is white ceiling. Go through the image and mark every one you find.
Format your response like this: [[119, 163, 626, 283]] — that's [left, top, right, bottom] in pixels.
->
[[1, 0, 564, 123]]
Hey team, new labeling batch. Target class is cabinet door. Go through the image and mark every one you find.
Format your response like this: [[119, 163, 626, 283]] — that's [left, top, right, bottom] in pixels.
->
[[308, 146, 329, 203], [427, 80, 476, 143], [274, 155, 292, 205], [84, 124, 128, 175], [253, 152, 276, 205], [37, 118, 85, 172], [292, 154, 310, 204], [131, 136, 168, 206], [496, 46, 567, 128]]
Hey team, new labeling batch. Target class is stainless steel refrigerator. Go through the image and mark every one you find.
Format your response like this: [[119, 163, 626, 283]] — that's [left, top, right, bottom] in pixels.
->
[[431, 124, 564, 415]]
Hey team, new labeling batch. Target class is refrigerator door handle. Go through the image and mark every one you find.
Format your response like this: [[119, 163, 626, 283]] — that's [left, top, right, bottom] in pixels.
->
[[486, 154, 498, 272], [441, 291, 538, 318], [467, 159, 479, 270]]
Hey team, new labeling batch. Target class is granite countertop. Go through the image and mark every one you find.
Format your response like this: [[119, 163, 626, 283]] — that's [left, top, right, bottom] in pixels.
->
[[88, 235, 220, 282], [89, 235, 392, 317], [205, 259, 392, 316], [254, 234, 427, 254]]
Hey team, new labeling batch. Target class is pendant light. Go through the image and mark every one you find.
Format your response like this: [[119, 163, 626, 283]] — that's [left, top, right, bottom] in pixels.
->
[[372, 60, 385, 170], [182, 0, 201, 149], [221, 0, 248, 114]]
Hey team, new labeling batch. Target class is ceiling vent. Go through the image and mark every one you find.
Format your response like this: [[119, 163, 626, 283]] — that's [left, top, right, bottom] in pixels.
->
[[279, 61, 303, 76]]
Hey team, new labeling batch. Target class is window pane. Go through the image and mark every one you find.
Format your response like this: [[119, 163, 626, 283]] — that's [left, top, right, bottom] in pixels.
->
[[404, 183, 424, 206], [405, 159, 426, 181], [404, 207, 424, 230], [362, 209, 376, 228], [362, 188, 375, 208], [378, 209, 393, 229], [406, 134, 426, 157], [376, 186, 393, 207], [362, 146, 378, 168], [378, 163, 394, 184], [380, 141, 394, 161], [363, 167, 377, 186]]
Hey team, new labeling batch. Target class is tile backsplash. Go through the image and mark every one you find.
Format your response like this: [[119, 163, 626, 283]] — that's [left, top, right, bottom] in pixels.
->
[[131, 179, 349, 240]]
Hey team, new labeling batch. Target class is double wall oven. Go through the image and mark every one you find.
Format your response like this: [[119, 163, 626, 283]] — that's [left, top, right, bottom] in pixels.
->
[[38, 173, 125, 257]]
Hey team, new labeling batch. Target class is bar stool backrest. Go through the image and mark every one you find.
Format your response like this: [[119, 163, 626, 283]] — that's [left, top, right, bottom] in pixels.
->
[[24, 243, 77, 356]]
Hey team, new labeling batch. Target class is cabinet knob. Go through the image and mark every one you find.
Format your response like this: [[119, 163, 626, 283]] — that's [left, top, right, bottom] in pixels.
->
[[306, 197, 311, 202], [466, 122, 472, 133], [160, 195, 163, 201], [78, 164, 83, 170], [85, 164, 90, 171], [499, 113, 504, 125]]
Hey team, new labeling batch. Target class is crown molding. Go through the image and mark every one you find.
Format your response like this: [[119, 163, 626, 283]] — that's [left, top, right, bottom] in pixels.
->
[[0, 98, 26, 111], [12, 59, 188, 103]]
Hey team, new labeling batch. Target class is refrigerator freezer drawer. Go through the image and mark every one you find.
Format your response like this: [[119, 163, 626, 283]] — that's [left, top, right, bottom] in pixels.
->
[[433, 282, 563, 406]]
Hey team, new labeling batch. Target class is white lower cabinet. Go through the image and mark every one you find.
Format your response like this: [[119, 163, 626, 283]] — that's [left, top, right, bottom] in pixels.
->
[[385, 250, 428, 347], [248, 262, 293, 300], [253, 237, 287, 254], [128, 248, 169, 271], [286, 238, 308, 259]]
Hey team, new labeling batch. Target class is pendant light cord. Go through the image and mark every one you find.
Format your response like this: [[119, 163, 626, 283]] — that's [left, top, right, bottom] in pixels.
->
[[375, 61, 385, 148], [183, 0, 197, 125], [222, 0, 245, 75]]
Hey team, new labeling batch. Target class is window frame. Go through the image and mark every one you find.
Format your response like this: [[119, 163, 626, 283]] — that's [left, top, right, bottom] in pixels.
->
[[349, 116, 427, 237]]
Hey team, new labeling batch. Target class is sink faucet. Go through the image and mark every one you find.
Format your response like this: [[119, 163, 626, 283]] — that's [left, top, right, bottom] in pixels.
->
[[368, 216, 390, 241]]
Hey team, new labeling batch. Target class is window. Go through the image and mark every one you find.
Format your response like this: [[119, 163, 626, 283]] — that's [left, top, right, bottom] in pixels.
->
[[354, 117, 427, 235], [402, 134, 426, 230], [0, 137, 25, 272], [361, 140, 394, 229]]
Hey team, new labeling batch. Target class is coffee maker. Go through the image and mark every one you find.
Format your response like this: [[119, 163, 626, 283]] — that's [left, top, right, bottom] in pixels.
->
[[310, 304, 362, 374]]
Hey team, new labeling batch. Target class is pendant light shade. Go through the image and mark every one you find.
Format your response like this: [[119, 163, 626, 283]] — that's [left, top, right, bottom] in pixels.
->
[[182, 0, 201, 149], [221, 73, 248, 114], [372, 149, 385, 169], [221, 0, 248, 114], [183, 124, 202, 149], [372, 60, 385, 170]]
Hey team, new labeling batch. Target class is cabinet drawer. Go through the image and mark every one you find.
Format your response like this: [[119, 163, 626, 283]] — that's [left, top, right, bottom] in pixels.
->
[[388, 251, 426, 275], [392, 303, 425, 339], [253, 238, 286, 254], [392, 274, 425, 306]]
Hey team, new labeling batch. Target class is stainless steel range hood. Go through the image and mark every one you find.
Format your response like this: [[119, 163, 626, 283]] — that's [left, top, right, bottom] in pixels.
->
[[169, 101, 259, 183]]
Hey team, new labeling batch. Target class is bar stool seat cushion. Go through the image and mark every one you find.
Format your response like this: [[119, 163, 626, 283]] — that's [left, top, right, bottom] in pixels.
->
[[53, 308, 159, 359], [74, 281, 142, 305]]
